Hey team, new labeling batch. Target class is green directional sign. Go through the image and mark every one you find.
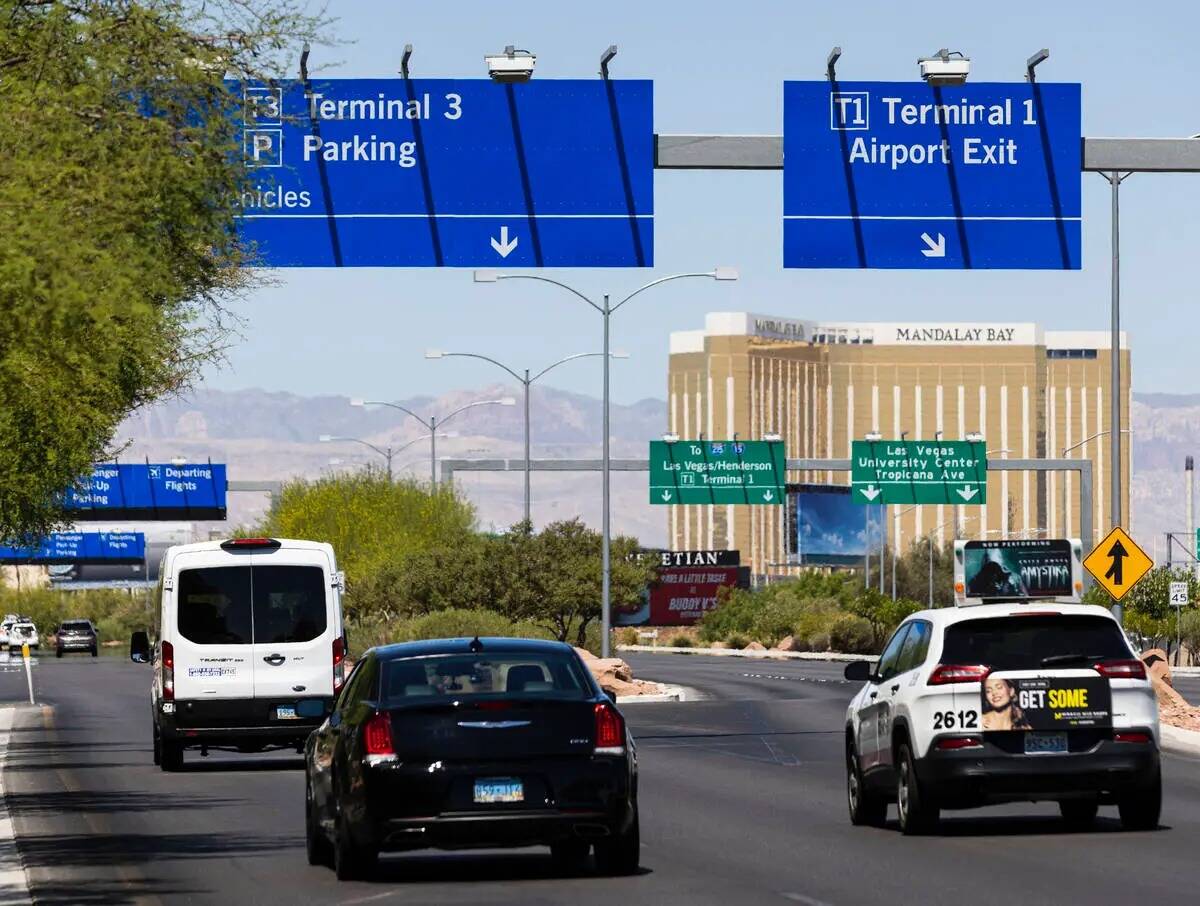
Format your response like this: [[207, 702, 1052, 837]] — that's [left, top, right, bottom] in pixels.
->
[[649, 440, 786, 505], [851, 439, 987, 505]]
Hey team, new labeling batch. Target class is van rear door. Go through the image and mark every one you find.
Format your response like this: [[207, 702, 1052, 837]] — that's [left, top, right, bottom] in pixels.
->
[[171, 553, 255, 701], [249, 548, 336, 700]]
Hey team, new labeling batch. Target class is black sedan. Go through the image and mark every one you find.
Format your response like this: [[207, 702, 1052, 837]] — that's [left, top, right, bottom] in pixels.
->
[[304, 637, 640, 881]]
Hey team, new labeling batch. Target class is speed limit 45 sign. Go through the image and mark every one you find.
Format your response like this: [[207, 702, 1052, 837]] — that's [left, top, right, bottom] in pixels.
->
[[1169, 581, 1189, 608]]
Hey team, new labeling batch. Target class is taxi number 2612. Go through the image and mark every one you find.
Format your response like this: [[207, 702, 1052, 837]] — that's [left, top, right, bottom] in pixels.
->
[[933, 710, 979, 730]]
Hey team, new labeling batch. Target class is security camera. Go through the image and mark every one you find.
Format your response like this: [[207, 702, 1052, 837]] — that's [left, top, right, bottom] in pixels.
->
[[918, 49, 970, 85], [485, 46, 536, 83]]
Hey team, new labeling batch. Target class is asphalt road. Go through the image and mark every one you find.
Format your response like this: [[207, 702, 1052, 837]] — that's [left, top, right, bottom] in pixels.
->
[[2, 651, 1200, 905]]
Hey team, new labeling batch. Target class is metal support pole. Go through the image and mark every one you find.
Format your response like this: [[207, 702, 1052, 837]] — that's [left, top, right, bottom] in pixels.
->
[[601, 295, 612, 658], [928, 535, 934, 608], [386, 447, 394, 482], [1106, 171, 1126, 625], [879, 508, 886, 594], [430, 417, 438, 488], [523, 370, 532, 525]]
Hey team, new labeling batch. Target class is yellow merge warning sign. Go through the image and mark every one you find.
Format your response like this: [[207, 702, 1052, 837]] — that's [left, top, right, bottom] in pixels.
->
[[1084, 526, 1153, 601]]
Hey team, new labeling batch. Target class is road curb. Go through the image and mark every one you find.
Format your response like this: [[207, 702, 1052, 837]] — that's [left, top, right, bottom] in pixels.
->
[[1160, 723, 1200, 757], [615, 683, 692, 704], [1171, 667, 1200, 677], [618, 644, 879, 664]]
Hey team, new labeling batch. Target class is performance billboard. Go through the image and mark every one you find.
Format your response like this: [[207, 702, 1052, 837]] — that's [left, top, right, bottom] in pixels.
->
[[955, 539, 1083, 603]]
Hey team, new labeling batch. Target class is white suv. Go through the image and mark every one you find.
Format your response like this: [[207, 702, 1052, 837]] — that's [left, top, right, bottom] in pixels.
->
[[843, 602, 1160, 834]]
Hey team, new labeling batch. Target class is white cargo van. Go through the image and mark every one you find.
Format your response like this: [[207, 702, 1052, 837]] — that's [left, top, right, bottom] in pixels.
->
[[130, 537, 347, 771]]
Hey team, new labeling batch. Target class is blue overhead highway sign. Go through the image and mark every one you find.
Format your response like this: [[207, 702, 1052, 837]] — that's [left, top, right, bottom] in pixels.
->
[[65, 463, 227, 521], [783, 81, 1081, 269], [238, 79, 653, 267], [0, 532, 146, 565]]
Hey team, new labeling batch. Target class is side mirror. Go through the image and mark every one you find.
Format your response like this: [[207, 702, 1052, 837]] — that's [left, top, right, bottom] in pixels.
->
[[844, 660, 874, 682], [130, 631, 151, 664]]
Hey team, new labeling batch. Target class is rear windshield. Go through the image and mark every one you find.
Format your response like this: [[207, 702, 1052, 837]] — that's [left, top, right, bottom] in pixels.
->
[[381, 652, 592, 706], [941, 615, 1132, 671], [177, 565, 327, 645], [60, 622, 92, 631]]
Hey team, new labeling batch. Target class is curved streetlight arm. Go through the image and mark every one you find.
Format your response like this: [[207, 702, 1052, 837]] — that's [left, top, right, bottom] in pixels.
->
[[530, 352, 612, 384], [435, 352, 524, 384], [611, 272, 721, 314], [360, 399, 429, 428], [393, 433, 451, 455], [439, 398, 513, 428], [324, 436, 390, 459], [493, 274, 601, 313], [1062, 429, 1130, 457]]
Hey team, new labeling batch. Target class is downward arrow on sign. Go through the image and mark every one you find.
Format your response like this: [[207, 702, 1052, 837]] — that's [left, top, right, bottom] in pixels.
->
[[762, 490, 775, 502], [490, 226, 519, 258], [956, 486, 979, 501], [660, 490, 673, 502], [860, 485, 881, 502], [920, 232, 946, 258]]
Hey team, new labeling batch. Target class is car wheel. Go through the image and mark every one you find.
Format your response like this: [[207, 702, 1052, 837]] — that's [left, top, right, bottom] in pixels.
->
[[160, 739, 183, 772], [594, 805, 640, 876], [1118, 769, 1162, 831], [306, 778, 333, 867], [550, 840, 591, 874], [1059, 798, 1099, 828], [91, 647, 98, 657], [846, 738, 887, 827], [333, 808, 377, 881], [55, 649, 63, 659], [152, 723, 162, 766], [896, 742, 938, 836]]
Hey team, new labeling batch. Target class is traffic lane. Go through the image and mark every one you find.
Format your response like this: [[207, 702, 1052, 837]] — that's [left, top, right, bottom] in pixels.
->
[[623, 652, 856, 701], [9, 657, 1200, 906], [1171, 674, 1200, 703]]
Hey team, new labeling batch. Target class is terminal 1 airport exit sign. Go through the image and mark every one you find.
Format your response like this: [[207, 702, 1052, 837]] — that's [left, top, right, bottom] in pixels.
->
[[851, 439, 987, 505], [650, 440, 786, 505], [237, 79, 653, 267], [783, 82, 1081, 269]]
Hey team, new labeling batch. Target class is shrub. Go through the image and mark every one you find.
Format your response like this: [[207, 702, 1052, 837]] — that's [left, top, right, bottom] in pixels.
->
[[725, 633, 750, 650], [829, 614, 875, 654], [0, 587, 154, 643], [671, 635, 694, 648], [616, 627, 639, 646]]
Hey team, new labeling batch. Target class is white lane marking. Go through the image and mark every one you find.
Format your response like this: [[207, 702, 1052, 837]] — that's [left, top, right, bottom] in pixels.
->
[[338, 890, 402, 905], [742, 673, 849, 685], [782, 893, 833, 906], [0, 708, 32, 905]]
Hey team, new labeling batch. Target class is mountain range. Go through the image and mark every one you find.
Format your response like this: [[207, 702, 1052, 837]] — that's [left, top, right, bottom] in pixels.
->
[[112, 386, 1200, 558]]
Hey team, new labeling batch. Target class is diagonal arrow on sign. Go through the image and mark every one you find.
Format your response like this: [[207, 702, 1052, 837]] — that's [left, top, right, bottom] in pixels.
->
[[920, 232, 946, 258], [490, 226, 519, 258], [956, 486, 979, 501]]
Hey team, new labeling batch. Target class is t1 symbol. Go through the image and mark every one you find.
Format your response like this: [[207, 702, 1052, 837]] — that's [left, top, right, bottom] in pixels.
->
[[244, 129, 283, 167], [830, 91, 869, 130]]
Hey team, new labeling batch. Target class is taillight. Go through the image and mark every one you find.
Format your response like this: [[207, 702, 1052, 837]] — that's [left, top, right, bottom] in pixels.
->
[[1095, 659, 1146, 680], [1114, 731, 1152, 744], [219, 537, 281, 551], [928, 664, 990, 685], [364, 711, 394, 756], [936, 736, 983, 750], [332, 636, 346, 694], [161, 640, 174, 702], [594, 702, 625, 755]]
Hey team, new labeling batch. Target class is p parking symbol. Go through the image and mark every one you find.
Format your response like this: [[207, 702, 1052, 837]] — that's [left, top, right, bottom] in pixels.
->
[[244, 129, 283, 168]]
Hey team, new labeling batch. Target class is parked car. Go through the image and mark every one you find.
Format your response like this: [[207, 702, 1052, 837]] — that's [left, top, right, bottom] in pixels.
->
[[8, 622, 40, 652], [56, 620, 98, 657]]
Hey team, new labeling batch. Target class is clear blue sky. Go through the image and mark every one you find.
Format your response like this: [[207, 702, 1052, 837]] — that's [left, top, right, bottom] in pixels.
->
[[204, 0, 1200, 404]]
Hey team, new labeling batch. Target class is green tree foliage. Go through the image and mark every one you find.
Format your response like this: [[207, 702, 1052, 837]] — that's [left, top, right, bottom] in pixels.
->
[[870, 539, 956, 607], [257, 470, 478, 598], [1082, 565, 1200, 653], [0, 1, 328, 539]]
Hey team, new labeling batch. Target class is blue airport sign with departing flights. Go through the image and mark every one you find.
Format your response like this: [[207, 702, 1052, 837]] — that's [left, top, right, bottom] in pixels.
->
[[65, 464, 227, 521], [237, 79, 653, 267], [0, 532, 146, 565], [783, 81, 1081, 269]]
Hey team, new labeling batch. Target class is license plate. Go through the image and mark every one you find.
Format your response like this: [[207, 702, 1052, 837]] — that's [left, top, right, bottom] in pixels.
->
[[1024, 732, 1068, 755], [474, 778, 524, 804], [275, 706, 298, 720]]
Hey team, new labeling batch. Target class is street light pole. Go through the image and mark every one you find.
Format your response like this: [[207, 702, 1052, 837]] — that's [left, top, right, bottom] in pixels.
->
[[523, 368, 531, 523], [474, 268, 737, 657]]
